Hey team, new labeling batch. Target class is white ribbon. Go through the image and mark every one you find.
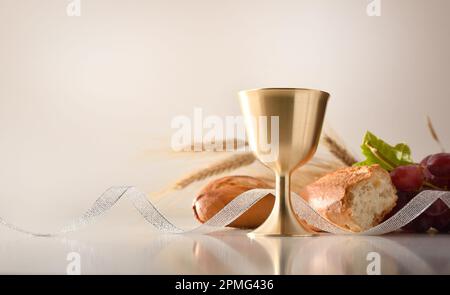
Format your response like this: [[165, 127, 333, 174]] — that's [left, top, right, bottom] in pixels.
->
[[0, 187, 449, 237]]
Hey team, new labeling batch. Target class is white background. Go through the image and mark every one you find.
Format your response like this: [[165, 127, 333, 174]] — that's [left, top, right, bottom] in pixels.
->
[[0, 0, 449, 226]]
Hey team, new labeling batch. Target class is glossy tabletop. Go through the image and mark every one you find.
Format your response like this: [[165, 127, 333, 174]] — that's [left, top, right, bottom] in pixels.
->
[[1, 220, 448, 275]]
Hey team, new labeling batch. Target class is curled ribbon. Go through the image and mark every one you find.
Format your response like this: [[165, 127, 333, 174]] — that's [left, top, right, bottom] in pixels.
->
[[0, 187, 449, 237]]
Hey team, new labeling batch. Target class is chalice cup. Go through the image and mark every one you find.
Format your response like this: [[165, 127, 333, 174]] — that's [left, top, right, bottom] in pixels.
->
[[239, 88, 329, 237]]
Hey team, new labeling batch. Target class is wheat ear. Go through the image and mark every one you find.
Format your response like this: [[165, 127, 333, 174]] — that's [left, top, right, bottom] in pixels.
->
[[179, 139, 248, 153], [427, 116, 446, 152], [321, 133, 357, 166], [172, 152, 255, 190]]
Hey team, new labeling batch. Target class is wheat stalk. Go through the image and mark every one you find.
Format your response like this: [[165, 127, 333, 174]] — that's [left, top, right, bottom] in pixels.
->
[[179, 139, 248, 152], [163, 128, 354, 193], [427, 115, 446, 152], [172, 152, 255, 190], [321, 133, 357, 166]]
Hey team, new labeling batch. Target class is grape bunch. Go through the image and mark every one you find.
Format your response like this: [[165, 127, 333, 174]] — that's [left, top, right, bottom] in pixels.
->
[[387, 153, 450, 233]]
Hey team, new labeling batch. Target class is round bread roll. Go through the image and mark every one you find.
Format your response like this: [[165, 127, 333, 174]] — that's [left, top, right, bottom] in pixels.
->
[[192, 176, 274, 228]]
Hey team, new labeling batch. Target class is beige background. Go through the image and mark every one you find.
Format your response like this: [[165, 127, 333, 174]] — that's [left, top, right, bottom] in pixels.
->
[[0, 0, 449, 226]]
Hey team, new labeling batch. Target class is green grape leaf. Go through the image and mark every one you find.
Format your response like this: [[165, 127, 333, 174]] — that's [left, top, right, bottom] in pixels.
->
[[354, 131, 414, 171]]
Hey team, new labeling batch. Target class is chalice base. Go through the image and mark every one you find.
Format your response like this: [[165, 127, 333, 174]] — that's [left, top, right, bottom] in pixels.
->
[[247, 205, 315, 238]]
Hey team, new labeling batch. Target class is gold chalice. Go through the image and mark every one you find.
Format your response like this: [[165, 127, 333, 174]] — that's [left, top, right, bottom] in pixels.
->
[[239, 88, 329, 237]]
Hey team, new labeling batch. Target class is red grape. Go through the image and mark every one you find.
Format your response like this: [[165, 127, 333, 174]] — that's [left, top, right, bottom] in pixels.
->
[[386, 154, 450, 233], [390, 165, 424, 192], [423, 167, 450, 190], [425, 153, 450, 177], [420, 155, 432, 167], [384, 191, 415, 219], [402, 214, 434, 233], [395, 192, 433, 233], [384, 191, 449, 233], [424, 199, 449, 217], [396, 191, 417, 205], [433, 210, 450, 232]]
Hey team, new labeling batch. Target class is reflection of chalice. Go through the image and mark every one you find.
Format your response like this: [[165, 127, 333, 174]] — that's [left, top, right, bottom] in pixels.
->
[[239, 88, 329, 237]]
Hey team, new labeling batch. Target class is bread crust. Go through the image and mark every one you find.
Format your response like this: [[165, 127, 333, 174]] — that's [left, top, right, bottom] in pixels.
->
[[300, 165, 397, 231], [192, 176, 274, 228], [192, 166, 397, 232]]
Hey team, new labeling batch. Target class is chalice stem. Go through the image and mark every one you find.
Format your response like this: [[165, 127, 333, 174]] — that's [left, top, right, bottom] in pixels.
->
[[275, 174, 292, 226], [248, 173, 312, 237], [274, 174, 305, 234]]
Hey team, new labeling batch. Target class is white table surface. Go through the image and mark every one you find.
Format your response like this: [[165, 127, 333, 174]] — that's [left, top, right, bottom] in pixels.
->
[[0, 155, 449, 275], [1, 220, 448, 275], [0, 154, 448, 275]]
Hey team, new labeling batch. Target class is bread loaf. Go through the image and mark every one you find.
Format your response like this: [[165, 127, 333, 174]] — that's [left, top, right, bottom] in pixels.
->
[[300, 164, 397, 231], [192, 176, 274, 228]]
